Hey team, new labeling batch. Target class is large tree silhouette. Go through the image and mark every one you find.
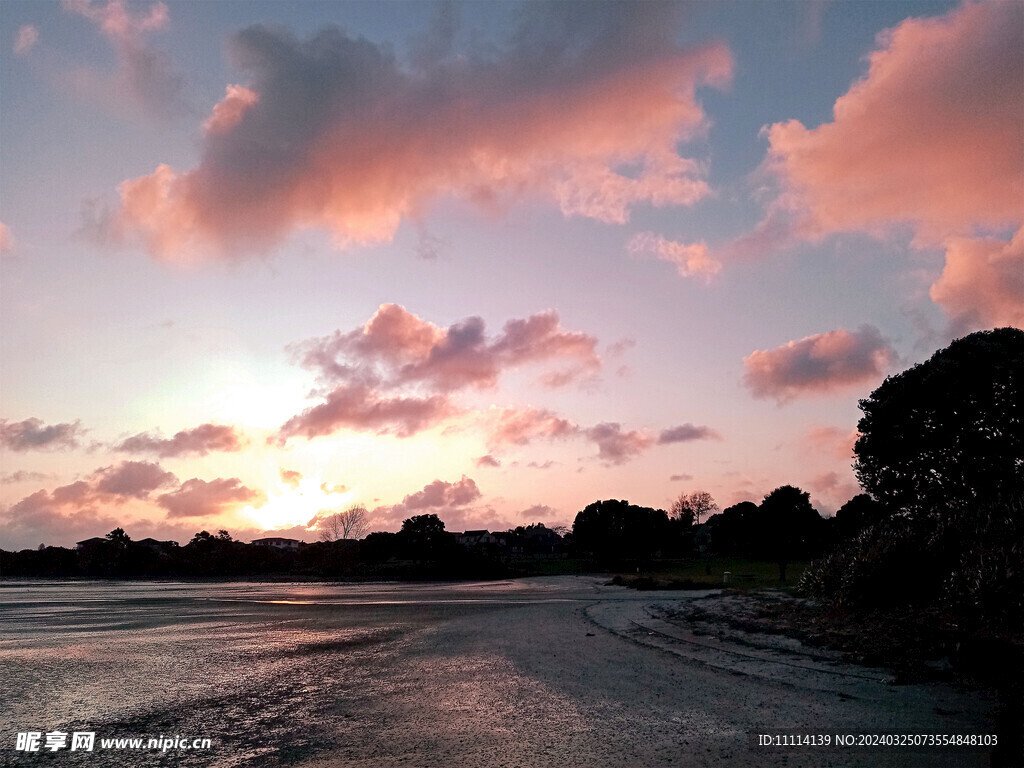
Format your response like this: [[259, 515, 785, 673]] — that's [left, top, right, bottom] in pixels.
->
[[854, 327, 1024, 514]]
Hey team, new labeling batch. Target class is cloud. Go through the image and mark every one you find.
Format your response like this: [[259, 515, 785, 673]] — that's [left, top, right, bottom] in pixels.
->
[[114, 423, 248, 457], [62, 0, 189, 121], [766, 2, 1022, 245], [742, 325, 895, 403], [669, 473, 693, 482], [294, 304, 600, 393], [157, 477, 265, 518], [280, 469, 302, 488], [92, 460, 177, 498], [14, 25, 38, 56], [748, 2, 1022, 332], [0, 418, 84, 451], [202, 84, 259, 135], [476, 455, 501, 468], [0, 460, 180, 548], [1, 471, 52, 484], [370, 475, 493, 531], [929, 231, 1024, 335], [658, 423, 720, 444], [585, 422, 654, 464], [804, 425, 859, 461], [401, 475, 481, 511], [278, 304, 600, 444], [486, 406, 578, 447], [0, 222, 12, 253], [105, 4, 731, 259], [518, 504, 557, 521], [277, 384, 455, 442], [628, 232, 721, 280]]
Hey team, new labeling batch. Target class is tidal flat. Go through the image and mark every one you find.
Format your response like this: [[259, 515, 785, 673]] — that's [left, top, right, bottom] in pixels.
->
[[0, 578, 996, 767]]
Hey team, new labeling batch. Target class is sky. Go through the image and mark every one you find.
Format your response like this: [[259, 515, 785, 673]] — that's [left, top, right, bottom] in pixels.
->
[[1, 0, 1021, 550]]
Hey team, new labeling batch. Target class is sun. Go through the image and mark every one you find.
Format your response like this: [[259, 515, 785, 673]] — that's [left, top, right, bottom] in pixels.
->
[[243, 477, 353, 531]]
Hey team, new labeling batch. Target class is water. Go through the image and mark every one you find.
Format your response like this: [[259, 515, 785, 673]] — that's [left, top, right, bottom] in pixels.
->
[[1, 579, 572, 767]]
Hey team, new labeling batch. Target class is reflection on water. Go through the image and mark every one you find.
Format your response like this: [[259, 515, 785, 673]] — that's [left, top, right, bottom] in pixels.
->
[[0, 579, 586, 767]]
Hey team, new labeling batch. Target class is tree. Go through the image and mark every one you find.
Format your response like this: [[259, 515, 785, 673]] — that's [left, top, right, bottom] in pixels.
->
[[757, 485, 823, 582], [319, 505, 370, 542], [679, 493, 720, 528], [105, 528, 131, 549], [854, 327, 1024, 514], [572, 499, 668, 562]]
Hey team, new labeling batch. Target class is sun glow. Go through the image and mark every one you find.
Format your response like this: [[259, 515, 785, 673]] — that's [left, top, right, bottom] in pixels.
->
[[243, 476, 353, 532]]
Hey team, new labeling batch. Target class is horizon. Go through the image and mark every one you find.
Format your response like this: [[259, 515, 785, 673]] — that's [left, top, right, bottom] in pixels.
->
[[1, 0, 1021, 551]]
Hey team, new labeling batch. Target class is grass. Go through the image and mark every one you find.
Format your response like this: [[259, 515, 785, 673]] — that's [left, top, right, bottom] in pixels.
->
[[608, 557, 810, 591]]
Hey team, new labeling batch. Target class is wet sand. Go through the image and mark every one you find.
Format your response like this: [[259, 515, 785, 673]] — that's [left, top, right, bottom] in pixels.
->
[[0, 577, 997, 767]]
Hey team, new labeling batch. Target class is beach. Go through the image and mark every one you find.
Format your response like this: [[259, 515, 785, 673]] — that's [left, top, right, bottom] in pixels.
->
[[0, 577, 997, 767]]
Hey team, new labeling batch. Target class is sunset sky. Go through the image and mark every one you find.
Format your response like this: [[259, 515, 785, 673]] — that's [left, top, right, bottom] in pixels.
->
[[1, 0, 1021, 550]]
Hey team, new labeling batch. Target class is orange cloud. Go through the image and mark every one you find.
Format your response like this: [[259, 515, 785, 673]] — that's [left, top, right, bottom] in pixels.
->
[[743, 326, 894, 403], [929, 231, 1024, 334], [106, 6, 731, 259], [766, 2, 1022, 245]]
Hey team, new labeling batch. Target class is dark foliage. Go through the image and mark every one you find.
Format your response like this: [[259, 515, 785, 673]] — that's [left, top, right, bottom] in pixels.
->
[[571, 499, 669, 563], [854, 327, 1024, 514]]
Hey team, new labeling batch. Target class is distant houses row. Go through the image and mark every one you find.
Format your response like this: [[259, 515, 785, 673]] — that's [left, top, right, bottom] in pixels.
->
[[75, 529, 564, 555]]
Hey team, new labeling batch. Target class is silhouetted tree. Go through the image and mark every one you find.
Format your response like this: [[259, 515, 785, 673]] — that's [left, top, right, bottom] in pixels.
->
[[757, 485, 823, 582], [319, 505, 369, 541], [704, 501, 758, 556], [833, 494, 885, 540], [855, 327, 1024, 514], [105, 528, 131, 549], [572, 499, 668, 563]]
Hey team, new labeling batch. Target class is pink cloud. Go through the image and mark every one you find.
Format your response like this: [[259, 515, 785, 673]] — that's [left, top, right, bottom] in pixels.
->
[[658, 423, 720, 444], [476, 455, 501, 469], [104, 6, 731, 259], [586, 422, 654, 464], [0, 222, 12, 253], [115, 423, 248, 457], [804, 425, 859, 461], [929, 231, 1024, 334], [14, 25, 39, 56], [765, 2, 1022, 246], [62, 0, 188, 121], [0, 417, 84, 451], [277, 384, 454, 442], [278, 305, 601, 444], [369, 475, 495, 531], [202, 85, 258, 135], [743, 326, 895, 403], [92, 460, 177, 498], [628, 232, 721, 280], [294, 304, 600, 394], [157, 477, 265, 519], [486, 406, 578, 447], [402, 476, 481, 511]]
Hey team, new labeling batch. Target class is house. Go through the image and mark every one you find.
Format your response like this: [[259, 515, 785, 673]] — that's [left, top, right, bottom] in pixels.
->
[[455, 530, 503, 548], [137, 538, 178, 551], [251, 537, 302, 551], [75, 537, 107, 551]]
